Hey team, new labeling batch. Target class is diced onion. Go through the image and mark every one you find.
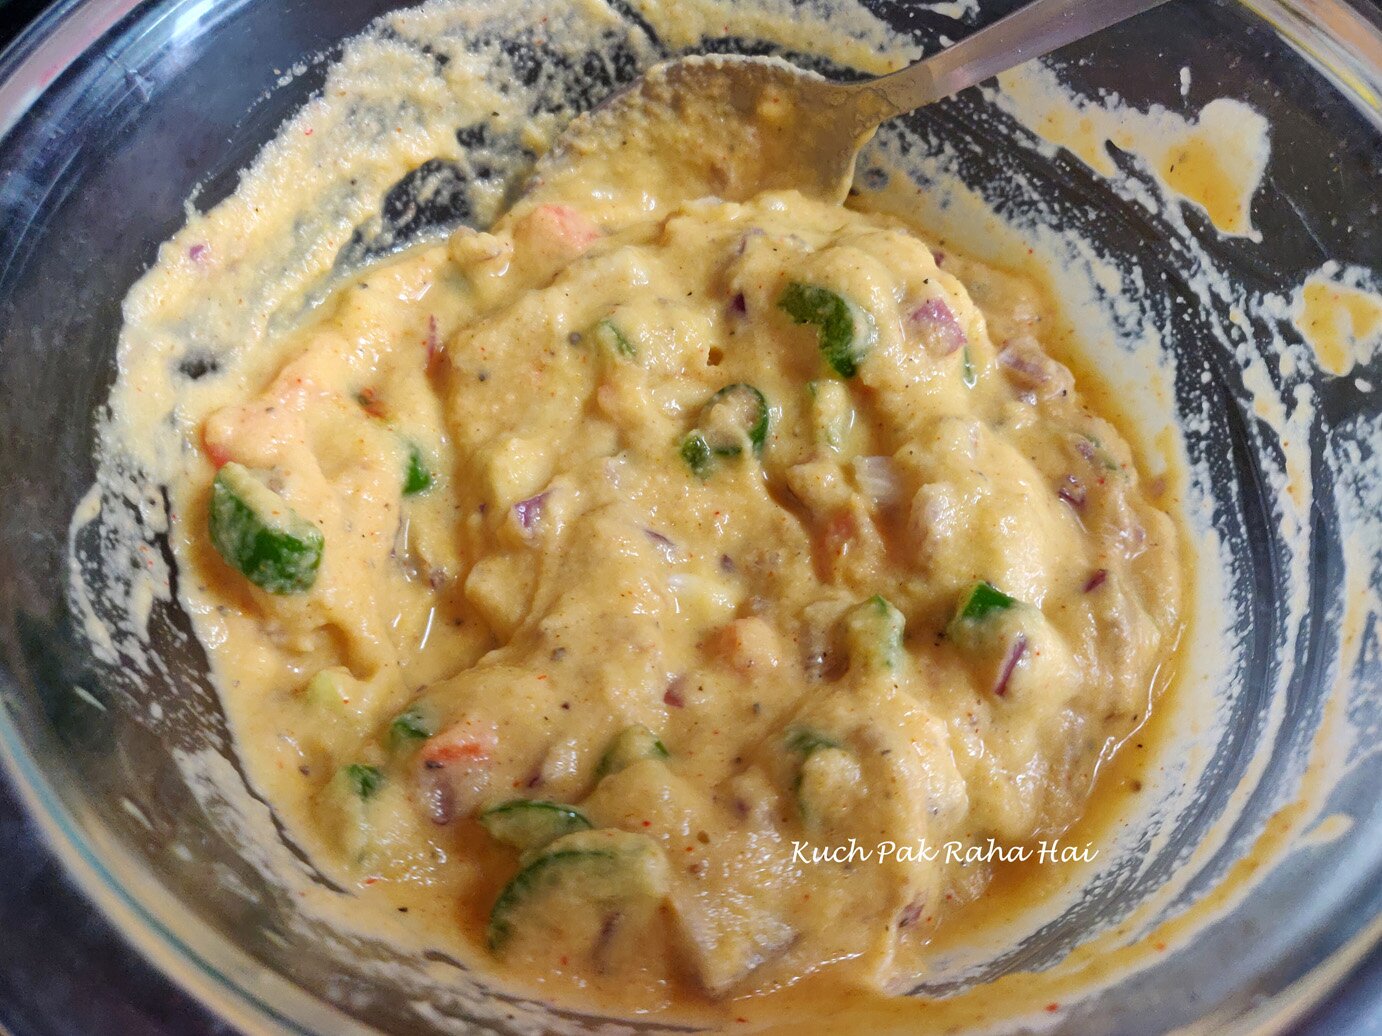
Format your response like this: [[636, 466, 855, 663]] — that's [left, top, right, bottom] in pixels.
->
[[853, 455, 904, 507]]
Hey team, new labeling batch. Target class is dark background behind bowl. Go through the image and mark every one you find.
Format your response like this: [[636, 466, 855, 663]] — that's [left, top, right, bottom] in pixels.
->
[[0, 0, 1377, 1032]]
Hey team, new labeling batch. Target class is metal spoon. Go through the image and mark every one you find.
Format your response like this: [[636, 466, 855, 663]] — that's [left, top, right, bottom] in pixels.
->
[[530, 0, 1170, 207]]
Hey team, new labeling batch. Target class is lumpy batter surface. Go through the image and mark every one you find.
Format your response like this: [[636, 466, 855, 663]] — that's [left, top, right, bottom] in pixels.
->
[[111, 7, 1182, 1018], [170, 172, 1181, 1009]]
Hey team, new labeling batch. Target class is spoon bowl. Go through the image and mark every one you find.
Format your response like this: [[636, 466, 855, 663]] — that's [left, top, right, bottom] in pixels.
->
[[529, 0, 1171, 208]]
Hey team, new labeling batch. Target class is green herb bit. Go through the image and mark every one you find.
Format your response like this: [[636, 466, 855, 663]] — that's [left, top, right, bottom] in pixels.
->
[[785, 727, 843, 758], [403, 443, 433, 495], [345, 763, 384, 800], [390, 707, 433, 744], [592, 318, 636, 359], [955, 581, 1017, 623]]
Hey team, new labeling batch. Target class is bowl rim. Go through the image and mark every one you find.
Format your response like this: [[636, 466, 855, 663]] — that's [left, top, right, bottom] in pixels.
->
[[0, 0, 1379, 1032]]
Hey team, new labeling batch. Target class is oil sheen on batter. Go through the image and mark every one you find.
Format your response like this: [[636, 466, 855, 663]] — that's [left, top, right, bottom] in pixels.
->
[[161, 89, 1182, 1011]]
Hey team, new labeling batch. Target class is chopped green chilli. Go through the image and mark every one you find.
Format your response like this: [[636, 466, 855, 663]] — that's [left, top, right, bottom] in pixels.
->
[[403, 443, 433, 495], [702, 384, 769, 457], [795, 745, 860, 827], [480, 799, 593, 851], [592, 318, 636, 359], [390, 706, 433, 744], [680, 432, 714, 479], [208, 462, 323, 594], [785, 727, 843, 758], [954, 581, 1018, 623], [304, 668, 350, 711], [682, 384, 770, 477], [1079, 433, 1121, 472], [345, 763, 384, 800], [778, 282, 877, 378], [842, 594, 905, 673], [961, 345, 977, 388], [486, 830, 669, 951], [785, 729, 854, 826], [597, 724, 669, 777]]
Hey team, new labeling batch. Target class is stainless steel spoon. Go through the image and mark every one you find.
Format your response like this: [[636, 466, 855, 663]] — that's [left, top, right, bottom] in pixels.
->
[[531, 0, 1170, 207]]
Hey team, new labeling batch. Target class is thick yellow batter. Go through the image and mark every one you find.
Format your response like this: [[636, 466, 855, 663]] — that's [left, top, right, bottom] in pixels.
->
[[168, 137, 1181, 1012]]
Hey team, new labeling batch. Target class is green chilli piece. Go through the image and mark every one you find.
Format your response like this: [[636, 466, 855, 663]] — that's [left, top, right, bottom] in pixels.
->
[[680, 432, 714, 479], [961, 345, 977, 388], [955, 580, 1018, 623], [842, 594, 905, 673], [404, 443, 433, 495], [208, 462, 324, 594], [681, 384, 770, 478], [795, 745, 860, 828], [1079, 433, 1120, 472], [784, 728, 853, 826], [486, 830, 669, 951], [390, 706, 433, 744], [592, 318, 636, 359], [304, 669, 350, 712], [702, 383, 769, 458], [345, 763, 384, 800], [597, 724, 669, 778], [785, 727, 843, 758], [778, 282, 877, 379], [480, 799, 593, 851]]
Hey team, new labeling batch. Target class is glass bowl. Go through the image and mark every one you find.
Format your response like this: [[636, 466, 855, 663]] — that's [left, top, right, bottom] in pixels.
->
[[0, 0, 1377, 1032]]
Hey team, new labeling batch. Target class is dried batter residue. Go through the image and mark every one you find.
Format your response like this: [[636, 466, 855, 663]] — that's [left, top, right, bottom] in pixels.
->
[[1293, 263, 1382, 376], [991, 62, 1271, 240]]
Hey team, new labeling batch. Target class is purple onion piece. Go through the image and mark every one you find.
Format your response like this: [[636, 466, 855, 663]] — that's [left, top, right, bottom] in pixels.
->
[[426, 313, 442, 366], [594, 911, 624, 961], [1083, 568, 1109, 593], [898, 900, 925, 929], [853, 455, 904, 507], [513, 491, 550, 531], [993, 634, 1027, 697], [188, 243, 208, 262], [998, 346, 1051, 386], [423, 773, 456, 825], [1057, 475, 1087, 510], [734, 228, 765, 256], [664, 676, 686, 708], [909, 298, 966, 355], [729, 292, 747, 316], [643, 527, 677, 561]]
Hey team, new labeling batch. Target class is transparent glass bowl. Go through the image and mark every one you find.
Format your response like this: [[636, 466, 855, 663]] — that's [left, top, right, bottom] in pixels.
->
[[0, 0, 1377, 1033]]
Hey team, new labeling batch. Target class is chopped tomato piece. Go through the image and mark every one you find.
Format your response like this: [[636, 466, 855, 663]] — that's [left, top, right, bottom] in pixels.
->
[[356, 386, 386, 418], [813, 507, 858, 581], [425, 314, 445, 375], [513, 204, 602, 274], [424, 741, 488, 764], [201, 425, 231, 468], [421, 720, 499, 767]]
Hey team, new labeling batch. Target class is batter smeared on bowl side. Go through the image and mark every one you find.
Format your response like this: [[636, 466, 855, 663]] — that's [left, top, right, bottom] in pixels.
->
[[96, 0, 1186, 1018]]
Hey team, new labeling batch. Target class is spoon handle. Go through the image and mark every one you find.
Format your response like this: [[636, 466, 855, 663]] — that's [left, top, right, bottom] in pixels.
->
[[861, 0, 1172, 117]]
